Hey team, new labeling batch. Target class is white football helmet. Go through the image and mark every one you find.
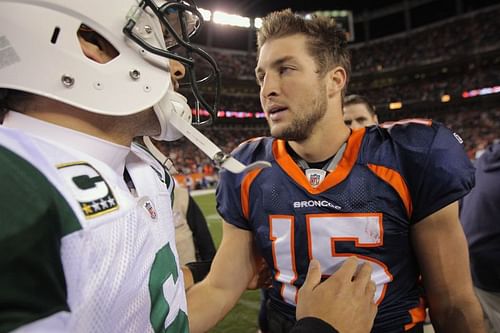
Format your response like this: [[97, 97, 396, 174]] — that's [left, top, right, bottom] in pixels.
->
[[0, 0, 270, 173], [0, 0, 220, 139]]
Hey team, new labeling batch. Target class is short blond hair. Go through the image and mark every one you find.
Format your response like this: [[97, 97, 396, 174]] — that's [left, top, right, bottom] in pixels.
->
[[257, 9, 351, 87]]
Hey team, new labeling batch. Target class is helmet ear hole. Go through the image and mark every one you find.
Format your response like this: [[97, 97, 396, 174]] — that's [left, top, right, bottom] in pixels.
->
[[77, 24, 119, 64]]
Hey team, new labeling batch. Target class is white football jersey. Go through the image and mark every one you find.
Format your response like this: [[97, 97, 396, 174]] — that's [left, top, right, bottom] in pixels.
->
[[0, 112, 187, 333]]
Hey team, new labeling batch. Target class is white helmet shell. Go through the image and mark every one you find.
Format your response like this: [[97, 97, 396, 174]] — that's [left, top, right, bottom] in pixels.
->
[[0, 0, 171, 116]]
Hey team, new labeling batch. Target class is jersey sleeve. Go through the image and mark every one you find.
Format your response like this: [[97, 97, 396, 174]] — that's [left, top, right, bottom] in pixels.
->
[[216, 155, 251, 230], [216, 139, 269, 230], [395, 122, 475, 223], [0, 145, 72, 332]]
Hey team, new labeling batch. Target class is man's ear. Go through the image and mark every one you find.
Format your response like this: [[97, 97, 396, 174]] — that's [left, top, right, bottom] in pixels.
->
[[78, 31, 118, 64], [78, 36, 109, 64], [327, 66, 347, 98]]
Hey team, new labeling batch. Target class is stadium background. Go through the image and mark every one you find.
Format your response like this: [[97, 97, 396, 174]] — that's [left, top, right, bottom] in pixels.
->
[[169, 0, 499, 331]]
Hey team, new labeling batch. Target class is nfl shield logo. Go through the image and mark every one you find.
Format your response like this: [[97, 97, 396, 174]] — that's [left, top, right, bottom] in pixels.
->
[[309, 173, 321, 187], [305, 168, 327, 188], [143, 200, 158, 219]]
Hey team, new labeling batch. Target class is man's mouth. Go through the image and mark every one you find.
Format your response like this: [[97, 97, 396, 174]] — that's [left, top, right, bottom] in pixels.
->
[[267, 105, 288, 115], [267, 106, 288, 121]]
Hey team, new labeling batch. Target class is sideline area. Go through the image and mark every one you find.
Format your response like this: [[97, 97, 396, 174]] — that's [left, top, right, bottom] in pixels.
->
[[190, 188, 216, 197]]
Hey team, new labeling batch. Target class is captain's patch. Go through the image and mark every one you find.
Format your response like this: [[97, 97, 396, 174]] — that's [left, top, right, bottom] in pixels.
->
[[57, 162, 119, 219]]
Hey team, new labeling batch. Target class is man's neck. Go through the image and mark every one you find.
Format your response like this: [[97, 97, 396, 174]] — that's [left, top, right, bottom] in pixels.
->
[[288, 125, 351, 163], [19, 96, 156, 146]]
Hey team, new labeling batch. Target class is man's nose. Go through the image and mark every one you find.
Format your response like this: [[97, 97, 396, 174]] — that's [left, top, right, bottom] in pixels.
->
[[260, 73, 279, 99]]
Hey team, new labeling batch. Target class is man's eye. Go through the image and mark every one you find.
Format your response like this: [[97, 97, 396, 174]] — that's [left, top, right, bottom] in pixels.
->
[[279, 66, 292, 74]]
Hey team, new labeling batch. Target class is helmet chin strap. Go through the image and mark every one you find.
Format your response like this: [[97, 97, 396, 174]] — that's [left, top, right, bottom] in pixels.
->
[[144, 91, 271, 174], [152, 89, 191, 142]]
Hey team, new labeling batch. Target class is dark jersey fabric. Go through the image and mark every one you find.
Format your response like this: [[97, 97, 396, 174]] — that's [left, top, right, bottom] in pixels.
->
[[217, 122, 474, 332]]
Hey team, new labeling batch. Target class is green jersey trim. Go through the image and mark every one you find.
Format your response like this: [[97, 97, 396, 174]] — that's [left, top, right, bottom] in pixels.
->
[[0, 145, 81, 331]]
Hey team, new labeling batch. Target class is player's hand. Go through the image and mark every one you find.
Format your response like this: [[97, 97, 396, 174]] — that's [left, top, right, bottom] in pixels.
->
[[296, 257, 377, 333]]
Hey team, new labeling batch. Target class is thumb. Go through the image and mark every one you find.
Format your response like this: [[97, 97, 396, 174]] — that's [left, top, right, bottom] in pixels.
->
[[302, 259, 322, 292]]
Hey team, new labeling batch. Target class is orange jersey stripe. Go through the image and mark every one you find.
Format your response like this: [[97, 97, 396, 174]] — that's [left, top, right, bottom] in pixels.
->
[[404, 298, 426, 330], [367, 164, 413, 218], [240, 168, 264, 220]]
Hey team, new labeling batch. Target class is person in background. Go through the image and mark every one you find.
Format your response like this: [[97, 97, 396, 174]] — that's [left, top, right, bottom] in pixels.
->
[[343, 94, 378, 129], [460, 140, 500, 333], [173, 185, 216, 266]]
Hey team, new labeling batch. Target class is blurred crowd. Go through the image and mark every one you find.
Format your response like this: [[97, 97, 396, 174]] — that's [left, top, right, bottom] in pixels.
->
[[349, 7, 500, 73]]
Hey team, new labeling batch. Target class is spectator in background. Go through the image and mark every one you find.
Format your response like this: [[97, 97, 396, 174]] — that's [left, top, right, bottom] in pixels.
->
[[343, 94, 378, 129], [460, 140, 500, 333], [173, 185, 216, 266]]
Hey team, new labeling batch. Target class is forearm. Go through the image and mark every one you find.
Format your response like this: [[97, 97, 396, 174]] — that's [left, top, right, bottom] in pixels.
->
[[186, 222, 255, 333], [429, 297, 485, 333], [183, 261, 212, 290], [186, 277, 243, 333], [412, 203, 486, 333]]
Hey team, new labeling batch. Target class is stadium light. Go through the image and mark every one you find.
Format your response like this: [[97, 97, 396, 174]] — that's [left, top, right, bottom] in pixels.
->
[[213, 11, 251, 28], [441, 94, 451, 103], [198, 8, 212, 21], [254, 17, 263, 29], [462, 85, 500, 99], [389, 101, 403, 110]]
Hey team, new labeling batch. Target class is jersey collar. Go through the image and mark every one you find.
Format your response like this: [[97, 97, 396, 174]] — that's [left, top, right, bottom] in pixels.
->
[[3, 111, 130, 174], [272, 127, 365, 194]]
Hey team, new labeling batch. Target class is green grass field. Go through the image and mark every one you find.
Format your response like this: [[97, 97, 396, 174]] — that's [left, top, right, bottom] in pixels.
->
[[193, 192, 261, 333]]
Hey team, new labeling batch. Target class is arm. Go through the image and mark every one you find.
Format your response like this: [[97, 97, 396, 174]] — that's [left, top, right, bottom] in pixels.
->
[[411, 201, 485, 333], [292, 257, 377, 333], [187, 221, 258, 333], [186, 195, 216, 261]]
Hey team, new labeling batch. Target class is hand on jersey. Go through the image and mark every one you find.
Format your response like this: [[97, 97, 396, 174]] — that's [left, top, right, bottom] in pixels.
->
[[296, 257, 377, 333]]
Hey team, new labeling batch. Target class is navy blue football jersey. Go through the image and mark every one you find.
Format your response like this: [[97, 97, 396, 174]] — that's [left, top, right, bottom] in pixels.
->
[[216, 121, 475, 333]]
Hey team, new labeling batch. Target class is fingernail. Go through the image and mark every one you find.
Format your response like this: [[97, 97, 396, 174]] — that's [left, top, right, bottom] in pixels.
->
[[309, 259, 319, 269]]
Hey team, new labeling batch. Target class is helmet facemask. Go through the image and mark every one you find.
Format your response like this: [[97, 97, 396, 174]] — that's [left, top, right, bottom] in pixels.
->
[[123, 0, 221, 127]]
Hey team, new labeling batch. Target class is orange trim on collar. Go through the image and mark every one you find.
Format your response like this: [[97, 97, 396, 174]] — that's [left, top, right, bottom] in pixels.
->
[[273, 128, 365, 194]]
